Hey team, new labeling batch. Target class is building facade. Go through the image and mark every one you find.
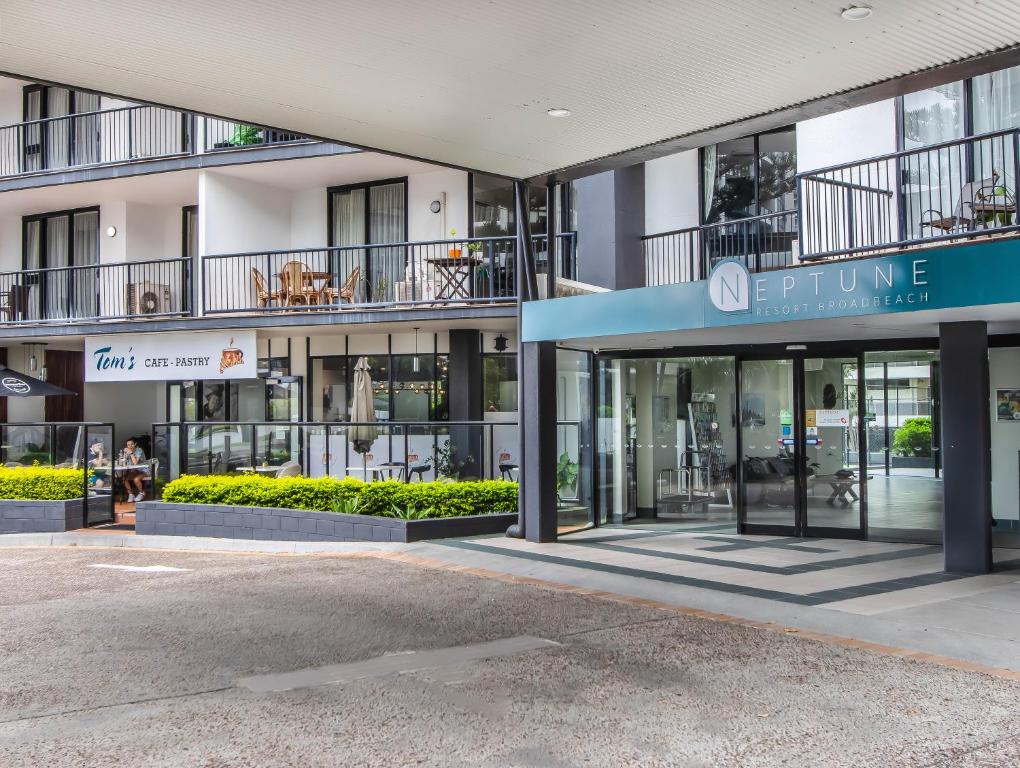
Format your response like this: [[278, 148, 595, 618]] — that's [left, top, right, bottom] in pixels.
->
[[520, 63, 1020, 574]]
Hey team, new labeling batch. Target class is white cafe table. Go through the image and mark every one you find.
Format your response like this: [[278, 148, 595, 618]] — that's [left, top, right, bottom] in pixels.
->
[[237, 466, 283, 476]]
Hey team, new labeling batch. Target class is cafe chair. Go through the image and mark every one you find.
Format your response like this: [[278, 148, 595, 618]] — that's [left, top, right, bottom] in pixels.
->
[[320, 266, 361, 307], [251, 268, 282, 308], [408, 459, 432, 482], [280, 261, 321, 307]]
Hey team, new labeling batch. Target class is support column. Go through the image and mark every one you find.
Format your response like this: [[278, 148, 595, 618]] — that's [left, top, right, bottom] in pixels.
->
[[448, 329, 483, 479], [522, 340, 558, 542], [940, 321, 992, 573]]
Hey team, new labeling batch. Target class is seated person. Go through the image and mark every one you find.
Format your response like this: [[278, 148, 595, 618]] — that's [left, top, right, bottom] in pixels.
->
[[118, 438, 149, 502], [87, 439, 109, 490]]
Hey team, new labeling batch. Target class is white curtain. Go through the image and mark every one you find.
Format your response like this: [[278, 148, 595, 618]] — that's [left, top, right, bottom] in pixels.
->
[[72, 211, 99, 318], [972, 66, 1020, 194], [73, 92, 101, 166], [23, 220, 41, 319], [369, 183, 405, 301], [45, 87, 71, 169], [331, 188, 366, 300], [702, 144, 717, 220], [44, 216, 69, 319]]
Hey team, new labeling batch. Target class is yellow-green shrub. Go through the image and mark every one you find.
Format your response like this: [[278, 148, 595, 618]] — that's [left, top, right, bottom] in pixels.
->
[[0, 466, 85, 500], [161, 475, 518, 518]]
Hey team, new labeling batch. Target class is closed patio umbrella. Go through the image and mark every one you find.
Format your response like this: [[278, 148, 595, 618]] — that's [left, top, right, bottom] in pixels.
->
[[348, 356, 379, 479], [0, 365, 74, 397]]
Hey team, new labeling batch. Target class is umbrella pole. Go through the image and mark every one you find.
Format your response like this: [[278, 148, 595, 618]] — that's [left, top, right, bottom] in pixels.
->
[[362, 452, 368, 481]]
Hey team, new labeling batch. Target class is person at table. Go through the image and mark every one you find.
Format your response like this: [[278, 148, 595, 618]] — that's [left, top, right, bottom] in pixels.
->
[[88, 439, 109, 490], [118, 438, 148, 502]]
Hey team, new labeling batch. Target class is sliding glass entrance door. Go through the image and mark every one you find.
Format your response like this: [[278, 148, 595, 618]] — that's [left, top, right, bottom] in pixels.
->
[[738, 355, 866, 538]]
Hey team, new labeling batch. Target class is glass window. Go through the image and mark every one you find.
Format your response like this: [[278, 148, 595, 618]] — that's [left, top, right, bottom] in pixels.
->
[[392, 354, 435, 421], [472, 174, 515, 237], [757, 129, 797, 215], [971, 66, 1020, 135], [902, 81, 965, 149], [355, 355, 390, 421], [483, 355, 517, 413], [311, 357, 348, 421], [703, 136, 755, 223], [182, 206, 198, 260]]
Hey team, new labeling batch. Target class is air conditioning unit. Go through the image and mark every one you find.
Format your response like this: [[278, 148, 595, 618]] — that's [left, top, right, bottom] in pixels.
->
[[126, 282, 171, 315]]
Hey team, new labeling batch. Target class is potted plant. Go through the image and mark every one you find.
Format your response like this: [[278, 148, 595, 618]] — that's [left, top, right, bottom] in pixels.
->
[[229, 124, 264, 147], [556, 451, 579, 501], [448, 228, 462, 259]]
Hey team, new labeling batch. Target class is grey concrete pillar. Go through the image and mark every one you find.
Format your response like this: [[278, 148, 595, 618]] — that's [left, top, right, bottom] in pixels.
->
[[940, 321, 992, 574], [522, 340, 558, 542], [574, 164, 645, 291], [448, 329, 483, 479]]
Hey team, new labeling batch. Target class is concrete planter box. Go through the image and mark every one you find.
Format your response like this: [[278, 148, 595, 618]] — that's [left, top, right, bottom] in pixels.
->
[[0, 498, 85, 533], [135, 501, 515, 543]]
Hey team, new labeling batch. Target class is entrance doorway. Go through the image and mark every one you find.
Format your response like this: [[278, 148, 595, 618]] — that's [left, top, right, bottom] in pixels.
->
[[739, 355, 865, 538]]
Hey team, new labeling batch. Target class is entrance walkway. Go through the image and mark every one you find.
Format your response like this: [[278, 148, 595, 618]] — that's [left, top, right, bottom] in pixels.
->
[[407, 528, 1020, 673]]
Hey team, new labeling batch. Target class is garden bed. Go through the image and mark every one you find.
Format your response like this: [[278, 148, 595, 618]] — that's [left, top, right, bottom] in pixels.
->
[[135, 502, 515, 542], [137, 475, 518, 542], [0, 466, 87, 533]]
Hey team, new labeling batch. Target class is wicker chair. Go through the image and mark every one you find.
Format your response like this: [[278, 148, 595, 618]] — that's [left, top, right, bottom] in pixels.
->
[[280, 261, 321, 306], [250, 268, 282, 308], [320, 266, 361, 307]]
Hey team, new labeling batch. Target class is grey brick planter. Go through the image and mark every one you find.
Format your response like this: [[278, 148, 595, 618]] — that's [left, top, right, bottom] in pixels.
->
[[135, 502, 516, 542], [0, 498, 85, 533]]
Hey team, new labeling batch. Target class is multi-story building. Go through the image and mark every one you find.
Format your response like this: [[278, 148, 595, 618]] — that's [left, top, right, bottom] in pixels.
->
[[0, 76, 585, 523]]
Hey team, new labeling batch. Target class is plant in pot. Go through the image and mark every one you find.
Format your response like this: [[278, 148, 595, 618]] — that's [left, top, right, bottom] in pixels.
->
[[556, 451, 579, 502], [448, 228, 462, 259], [229, 124, 264, 147]]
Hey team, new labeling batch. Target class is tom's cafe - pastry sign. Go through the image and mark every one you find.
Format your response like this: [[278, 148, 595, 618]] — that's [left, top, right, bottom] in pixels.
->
[[85, 331, 257, 382]]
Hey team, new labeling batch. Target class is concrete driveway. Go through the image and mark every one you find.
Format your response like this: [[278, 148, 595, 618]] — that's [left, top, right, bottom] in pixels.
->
[[1, 545, 1018, 767]]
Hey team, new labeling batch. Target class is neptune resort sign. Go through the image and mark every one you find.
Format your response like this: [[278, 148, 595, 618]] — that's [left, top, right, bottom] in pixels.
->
[[706, 256, 932, 322]]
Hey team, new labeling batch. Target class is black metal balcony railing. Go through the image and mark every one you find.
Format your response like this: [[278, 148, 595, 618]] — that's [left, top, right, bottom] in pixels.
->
[[202, 118, 313, 152], [202, 234, 577, 314], [797, 128, 1020, 261], [0, 258, 191, 324], [643, 211, 799, 286], [151, 420, 520, 488], [0, 106, 192, 177]]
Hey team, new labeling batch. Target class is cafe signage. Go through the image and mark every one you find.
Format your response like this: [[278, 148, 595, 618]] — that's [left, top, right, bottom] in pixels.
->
[[85, 331, 257, 382]]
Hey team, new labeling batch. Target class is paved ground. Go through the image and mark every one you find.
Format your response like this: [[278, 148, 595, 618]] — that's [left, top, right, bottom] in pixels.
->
[[2, 546, 1020, 767]]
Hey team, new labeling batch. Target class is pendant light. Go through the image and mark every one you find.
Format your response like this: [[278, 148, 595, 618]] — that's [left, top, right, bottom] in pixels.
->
[[412, 327, 421, 373], [22, 342, 47, 375]]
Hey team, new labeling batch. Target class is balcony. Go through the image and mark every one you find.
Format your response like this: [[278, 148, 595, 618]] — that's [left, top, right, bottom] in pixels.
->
[[202, 234, 577, 315], [644, 130, 1020, 287], [0, 109, 320, 181], [0, 106, 193, 177], [643, 211, 798, 286], [0, 258, 191, 324], [202, 118, 314, 152]]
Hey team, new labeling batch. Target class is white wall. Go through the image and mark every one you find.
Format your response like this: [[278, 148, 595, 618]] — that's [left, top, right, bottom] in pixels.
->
[[796, 99, 898, 173], [644, 149, 699, 235], [84, 381, 166, 442], [200, 171, 292, 255], [289, 187, 325, 249], [990, 348, 1020, 523], [408, 169, 468, 241]]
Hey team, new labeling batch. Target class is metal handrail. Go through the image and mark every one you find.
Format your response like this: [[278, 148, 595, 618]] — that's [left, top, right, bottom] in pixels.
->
[[794, 127, 1020, 178], [0, 104, 170, 131]]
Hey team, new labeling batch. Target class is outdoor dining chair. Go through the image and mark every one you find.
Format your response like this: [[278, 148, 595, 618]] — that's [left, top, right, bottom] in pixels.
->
[[920, 172, 1013, 234], [320, 265, 361, 307], [280, 261, 322, 306], [250, 268, 282, 308]]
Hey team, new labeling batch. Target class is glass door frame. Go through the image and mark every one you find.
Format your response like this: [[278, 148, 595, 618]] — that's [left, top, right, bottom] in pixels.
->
[[736, 351, 868, 540]]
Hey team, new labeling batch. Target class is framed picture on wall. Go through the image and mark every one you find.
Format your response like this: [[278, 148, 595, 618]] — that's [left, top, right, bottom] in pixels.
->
[[996, 389, 1020, 421]]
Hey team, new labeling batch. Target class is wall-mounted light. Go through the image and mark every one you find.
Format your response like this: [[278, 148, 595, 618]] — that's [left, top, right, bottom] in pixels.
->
[[429, 200, 442, 214], [106, 225, 118, 237], [22, 342, 47, 374], [493, 333, 508, 352], [546, 108, 571, 118]]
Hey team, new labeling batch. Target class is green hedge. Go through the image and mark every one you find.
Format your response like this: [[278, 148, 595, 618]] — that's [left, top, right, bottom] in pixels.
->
[[0, 466, 85, 500], [892, 416, 932, 457], [161, 475, 518, 519]]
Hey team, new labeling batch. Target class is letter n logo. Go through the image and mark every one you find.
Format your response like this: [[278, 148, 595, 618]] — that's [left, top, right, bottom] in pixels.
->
[[707, 260, 751, 313]]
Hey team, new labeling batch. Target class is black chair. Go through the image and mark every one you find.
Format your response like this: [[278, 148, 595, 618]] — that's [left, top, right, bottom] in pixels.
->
[[499, 461, 519, 481], [408, 459, 432, 482]]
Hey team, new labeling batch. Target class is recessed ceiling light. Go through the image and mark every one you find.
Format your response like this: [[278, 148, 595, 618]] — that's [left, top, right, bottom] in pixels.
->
[[840, 5, 872, 20], [546, 108, 571, 118]]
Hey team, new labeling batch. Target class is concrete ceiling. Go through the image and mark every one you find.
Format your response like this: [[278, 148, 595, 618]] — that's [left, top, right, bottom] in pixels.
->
[[0, 1, 1018, 179]]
